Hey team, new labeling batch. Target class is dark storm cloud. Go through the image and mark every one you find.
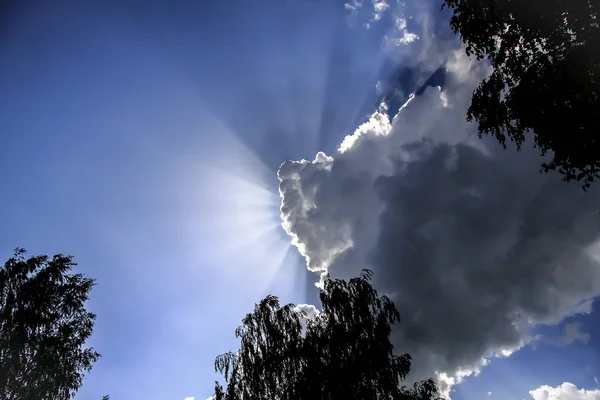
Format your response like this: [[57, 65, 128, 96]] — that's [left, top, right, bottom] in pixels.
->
[[371, 139, 599, 385], [278, 49, 600, 395]]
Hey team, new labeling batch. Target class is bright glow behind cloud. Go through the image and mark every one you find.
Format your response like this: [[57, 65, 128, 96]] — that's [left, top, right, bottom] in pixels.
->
[[174, 112, 297, 298]]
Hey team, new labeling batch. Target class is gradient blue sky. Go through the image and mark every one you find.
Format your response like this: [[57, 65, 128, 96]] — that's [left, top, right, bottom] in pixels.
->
[[1, 1, 599, 399]]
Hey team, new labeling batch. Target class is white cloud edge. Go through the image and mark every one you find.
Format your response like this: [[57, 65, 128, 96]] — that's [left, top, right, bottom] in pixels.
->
[[529, 382, 600, 400]]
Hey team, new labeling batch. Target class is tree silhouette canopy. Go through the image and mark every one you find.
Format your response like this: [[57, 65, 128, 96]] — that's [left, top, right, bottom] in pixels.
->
[[213, 270, 441, 400], [443, 0, 600, 189], [0, 248, 99, 400]]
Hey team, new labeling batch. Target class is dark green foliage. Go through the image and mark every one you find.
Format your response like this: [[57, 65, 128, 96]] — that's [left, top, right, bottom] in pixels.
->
[[213, 270, 442, 400], [0, 248, 99, 400], [443, 0, 600, 189]]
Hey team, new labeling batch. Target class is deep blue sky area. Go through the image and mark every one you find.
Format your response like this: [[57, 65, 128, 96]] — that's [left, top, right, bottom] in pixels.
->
[[1, 1, 599, 399], [0, 1, 389, 398]]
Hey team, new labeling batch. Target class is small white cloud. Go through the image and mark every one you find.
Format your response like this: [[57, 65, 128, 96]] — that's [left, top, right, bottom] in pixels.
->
[[384, 16, 419, 46], [540, 323, 591, 347], [345, 0, 391, 26], [372, 0, 390, 21], [372, 0, 389, 12], [595, 377, 599, 386], [488, 392, 492, 396], [344, 0, 363, 11], [530, 382, 600, 400], [294, 303, 320, 319], [395, 16, 407, 30], [294, 304, 321, 335], [184, 397, 194, 400]]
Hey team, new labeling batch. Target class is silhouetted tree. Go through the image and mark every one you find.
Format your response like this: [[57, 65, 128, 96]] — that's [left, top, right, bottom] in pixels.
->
[[0, 248, 99, 400], [213, 270, 441, 400], [443, 0, 600, 189]]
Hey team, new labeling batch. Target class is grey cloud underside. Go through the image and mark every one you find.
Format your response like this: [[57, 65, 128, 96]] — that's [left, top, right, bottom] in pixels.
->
[[277, 49, 600, 390], [372, 139, 600, 377]]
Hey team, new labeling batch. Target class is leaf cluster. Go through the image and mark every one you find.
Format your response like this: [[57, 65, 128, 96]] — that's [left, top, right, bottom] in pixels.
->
[[0, 248, 99, 400], [213, 270, 442, 400], [443, 0, 600, 189]]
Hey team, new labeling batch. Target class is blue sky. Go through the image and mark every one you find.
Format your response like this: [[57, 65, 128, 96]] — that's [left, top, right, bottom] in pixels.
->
[[1, 1, 599, 399]]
